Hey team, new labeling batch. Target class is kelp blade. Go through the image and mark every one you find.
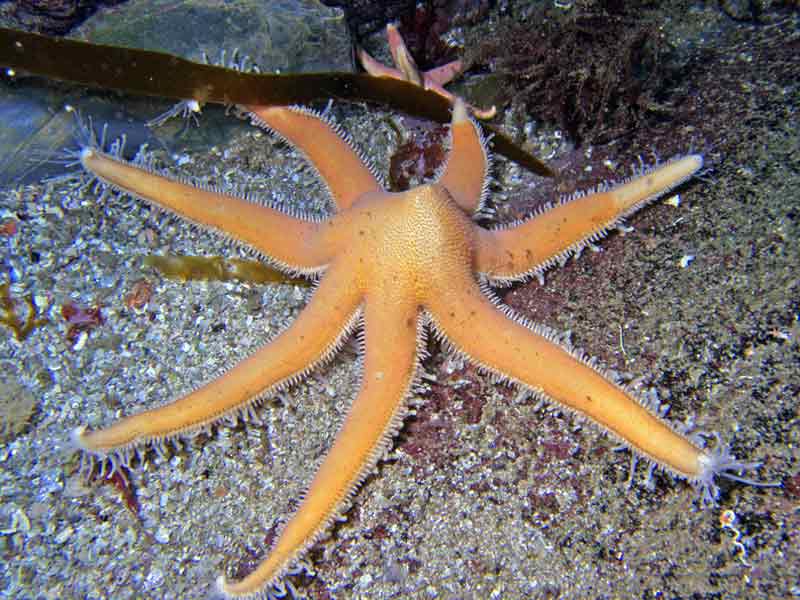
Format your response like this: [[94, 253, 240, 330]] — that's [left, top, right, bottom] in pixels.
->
[[0, 27, 553, 177]]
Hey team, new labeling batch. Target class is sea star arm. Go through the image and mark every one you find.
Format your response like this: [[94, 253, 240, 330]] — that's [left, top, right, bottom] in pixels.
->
[[75, 260, 363, 455], [79, 147, 329, 274], [475, 155, 704, 283], [427, 276, 707, 481], [385, 22, 424, 86], [246, 105, 383, 211], [219, 296, 423, 598], [437, 99, 489, 214], [425, 59, 464, 88]]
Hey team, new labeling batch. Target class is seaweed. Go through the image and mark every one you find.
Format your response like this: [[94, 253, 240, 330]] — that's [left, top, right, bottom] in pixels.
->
[[143, 254, 311, 287], [0, 26, 554, 177], [0, 282, 48, 341], [0, 219, 18, 236], [98, 467, 139, 516], [61, 300, 103, 345], [123, 278, 153, 311], [471, 4, 671, 145], [388, 120, 448, 191]]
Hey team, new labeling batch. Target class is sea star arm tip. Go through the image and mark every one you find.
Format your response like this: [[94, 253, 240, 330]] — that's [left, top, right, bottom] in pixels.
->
[[246, 104, 384, 211], [476, 154, 705, 284], [436, 98, 490, 213], [356, 46, 394, 79], [76, 266, 363, 459], [427, 277, 712, 485], [424, 58, 465, 88], [385, 23, 423, 86], [693, 435, 782, 505], [219, 300, 424, 598], [70, 425, 89, 453], [79, 143, 327, 273], [613, 154, 703, 210]]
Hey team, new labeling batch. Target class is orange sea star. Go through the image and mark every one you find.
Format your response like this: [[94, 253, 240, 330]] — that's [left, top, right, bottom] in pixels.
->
[[73, 99, 763, 598]]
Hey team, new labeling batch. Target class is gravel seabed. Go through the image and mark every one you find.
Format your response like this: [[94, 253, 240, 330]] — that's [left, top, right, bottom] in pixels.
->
[[1, 42, 798, 600]]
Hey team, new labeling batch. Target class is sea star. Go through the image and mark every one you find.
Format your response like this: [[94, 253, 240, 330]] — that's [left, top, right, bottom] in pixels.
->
[[358, 23, 497, 119], [74, 100, 759, 598]]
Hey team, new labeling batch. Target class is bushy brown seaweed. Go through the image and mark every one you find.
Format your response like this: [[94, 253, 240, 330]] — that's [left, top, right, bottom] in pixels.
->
[[471, 4, 670, 145], [471, 2, 799, 152]]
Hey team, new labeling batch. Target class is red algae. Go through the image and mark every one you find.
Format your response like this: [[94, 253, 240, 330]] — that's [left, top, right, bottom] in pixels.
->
[[61, 301, 104, 345]]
